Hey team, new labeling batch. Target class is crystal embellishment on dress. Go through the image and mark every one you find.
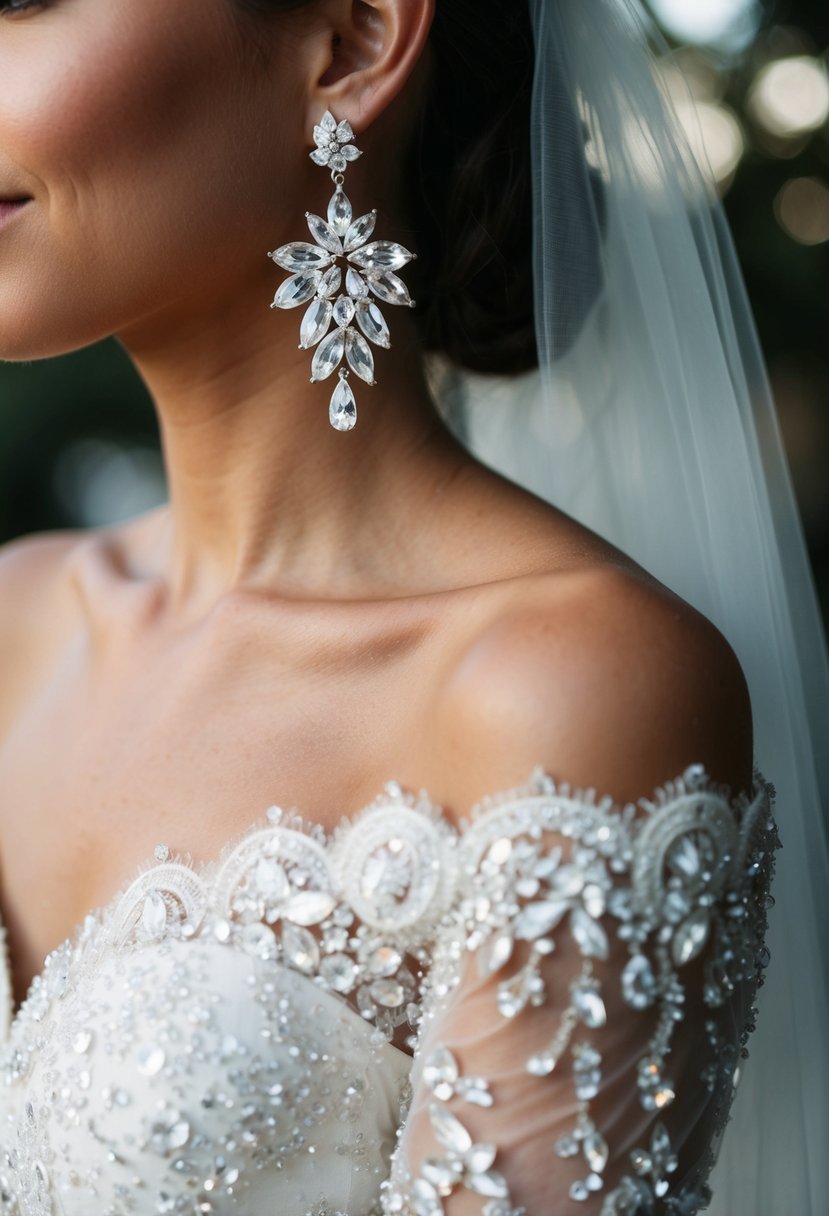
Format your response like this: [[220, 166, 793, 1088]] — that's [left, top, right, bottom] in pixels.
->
[[0, 762, 779, 1216], [268, 109, 417, 431]]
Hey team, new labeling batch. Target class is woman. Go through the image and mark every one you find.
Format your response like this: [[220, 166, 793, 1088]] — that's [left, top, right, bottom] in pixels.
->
[[0, 1, 825, 1213]]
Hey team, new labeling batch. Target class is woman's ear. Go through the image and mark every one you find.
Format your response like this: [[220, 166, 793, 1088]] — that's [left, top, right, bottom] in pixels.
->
[[304, 0, 435, 138]]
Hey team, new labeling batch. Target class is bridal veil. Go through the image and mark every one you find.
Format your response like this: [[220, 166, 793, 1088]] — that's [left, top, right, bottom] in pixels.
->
[[428, 2, 829, 1212]]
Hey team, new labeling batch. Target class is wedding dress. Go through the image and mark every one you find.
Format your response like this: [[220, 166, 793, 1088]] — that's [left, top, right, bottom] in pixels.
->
[[0, 760, 779, 1215], [0, 0, 824, 1213]]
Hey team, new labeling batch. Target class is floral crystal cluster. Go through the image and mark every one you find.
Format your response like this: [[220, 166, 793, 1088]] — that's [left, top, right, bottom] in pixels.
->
[[268, 111, 417, 431]]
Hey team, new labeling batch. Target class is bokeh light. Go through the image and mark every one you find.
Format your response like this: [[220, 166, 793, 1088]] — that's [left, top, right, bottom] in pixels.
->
[[774, 176, 829, 245], [648, 0, 760, 51], [747, 56, 829, 138]]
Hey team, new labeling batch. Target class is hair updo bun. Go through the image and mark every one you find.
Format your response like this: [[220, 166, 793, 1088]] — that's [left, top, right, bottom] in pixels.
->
[[231, 0, 538, 376]]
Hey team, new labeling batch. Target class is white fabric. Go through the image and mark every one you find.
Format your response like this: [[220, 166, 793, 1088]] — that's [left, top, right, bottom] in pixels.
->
[[428, 1, 829, 1212], [0, 764, 778, 1215]]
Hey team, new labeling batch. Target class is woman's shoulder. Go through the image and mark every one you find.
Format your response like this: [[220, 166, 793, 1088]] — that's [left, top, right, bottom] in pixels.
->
[[431, 553, 755, 818]]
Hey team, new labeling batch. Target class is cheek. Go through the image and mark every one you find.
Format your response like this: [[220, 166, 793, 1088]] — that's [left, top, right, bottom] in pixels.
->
[[0, 2, 305, 357]]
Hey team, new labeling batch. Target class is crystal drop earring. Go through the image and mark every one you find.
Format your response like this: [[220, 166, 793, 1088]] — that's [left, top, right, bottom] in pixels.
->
[[268, 111, 417, 432]]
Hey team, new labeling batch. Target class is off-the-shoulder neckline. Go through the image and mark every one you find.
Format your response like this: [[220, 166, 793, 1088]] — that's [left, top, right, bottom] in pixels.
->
[[0, 761, 774, 1036]]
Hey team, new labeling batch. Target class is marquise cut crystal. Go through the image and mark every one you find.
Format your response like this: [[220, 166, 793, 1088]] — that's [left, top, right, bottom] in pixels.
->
[[269, 109, 416, 428]]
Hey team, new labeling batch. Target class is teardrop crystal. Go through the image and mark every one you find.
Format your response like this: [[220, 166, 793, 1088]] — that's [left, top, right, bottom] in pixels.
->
[[672, 907, 711, 965], [345, 327, 375, 384], [329, 375, 357, 431], [336, 118, 354, 142], [477, 929, 514, 978], [271, 271, 321, 310], [327, 187, 353, 236], [584, 1131, 609, 1174], [356, 300, 391, 349], [270, 242, 333, 272], [343, 210, 377, 252], [306, 212, 343, 254], [333, 294, 355, 328], [341, 144, 361, 162], [299, 297, 333, 349], [346, 268, 369, 299], [349, 240, 415, 271], [318, 266, 342, 299], [320, 110, 337, 133], [366, 270, 413, 307], [311, 328, 345, 381]]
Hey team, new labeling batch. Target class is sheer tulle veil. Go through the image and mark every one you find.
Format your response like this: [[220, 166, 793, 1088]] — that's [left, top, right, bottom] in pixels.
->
[[426, 1, 829, 1212]]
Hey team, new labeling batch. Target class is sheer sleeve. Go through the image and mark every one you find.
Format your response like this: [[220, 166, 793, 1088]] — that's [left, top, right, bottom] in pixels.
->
[[378, 764, 779, 1216]]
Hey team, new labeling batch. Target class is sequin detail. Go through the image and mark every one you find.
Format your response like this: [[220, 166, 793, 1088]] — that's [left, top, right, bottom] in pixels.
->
[[0, 763, 778, 1215]]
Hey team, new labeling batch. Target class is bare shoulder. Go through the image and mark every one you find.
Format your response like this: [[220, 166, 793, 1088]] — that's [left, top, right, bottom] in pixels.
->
[[0, 528, 90, 734], [433, 561, 754, 815]]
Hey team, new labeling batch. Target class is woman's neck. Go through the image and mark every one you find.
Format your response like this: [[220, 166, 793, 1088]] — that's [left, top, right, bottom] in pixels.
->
[[117, 297, 467, 618]]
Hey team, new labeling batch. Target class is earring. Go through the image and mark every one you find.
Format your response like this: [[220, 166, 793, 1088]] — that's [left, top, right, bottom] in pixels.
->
[[268, 111, 417, 431]]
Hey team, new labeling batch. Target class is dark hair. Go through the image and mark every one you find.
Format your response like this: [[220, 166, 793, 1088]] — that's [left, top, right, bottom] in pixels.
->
[[230, 0, 537, 376]]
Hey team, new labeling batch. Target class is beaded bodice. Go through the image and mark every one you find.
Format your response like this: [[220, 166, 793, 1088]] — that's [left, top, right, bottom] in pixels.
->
[[0, 762, 779, 1216]]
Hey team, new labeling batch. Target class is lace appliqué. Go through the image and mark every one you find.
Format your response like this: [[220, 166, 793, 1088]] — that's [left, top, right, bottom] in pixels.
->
[[378, 762, 779, 1216]]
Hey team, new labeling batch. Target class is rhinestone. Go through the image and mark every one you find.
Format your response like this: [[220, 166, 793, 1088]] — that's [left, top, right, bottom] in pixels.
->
[[348, 239, 415, 272], [305, 212, 343, 254], [319, 953, 357, 992], [343, 209, 377, 252], [333, 294, 355, 328], [310, 327, 345, 381], [282, 922, 320, 972], [137, 1045, 166, 1077], [271, 270, 322, 309], [345, 326, 375, 384], [318, 265, 342, 298], [672, 907, 711, 965], [270, 241, 333, 272], [429, 1101, 472, 1154], [622, 953, 658, 1008], [572, 977, 607, 1028], [299, 297, 333, 349], [367, 945, 402, 977], [284, 890, 336, 926], [327, 186, 353, 236], [526, 1050, 557, 1076], [366, 269, 413, 307], [370, 978, 405, 1008], [571, 907, 609, 959], [72, 1030, 93, 1054], [422, 1046, 459, 1097], [514, 899, 569, 940], [330, 374, 357, 430], [346, 268, 368, 298]]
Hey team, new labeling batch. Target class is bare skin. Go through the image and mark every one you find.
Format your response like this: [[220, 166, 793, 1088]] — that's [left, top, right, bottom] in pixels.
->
[[0, 0, 753, 1022]]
